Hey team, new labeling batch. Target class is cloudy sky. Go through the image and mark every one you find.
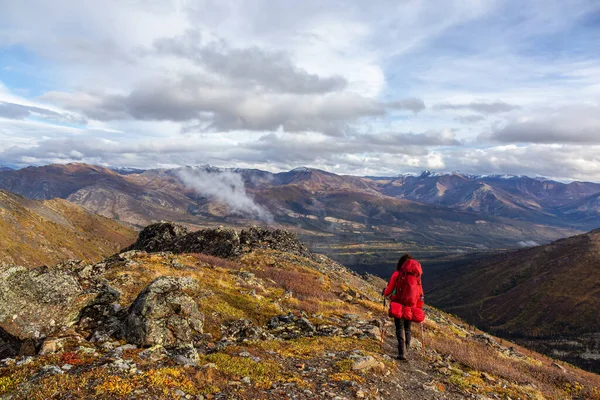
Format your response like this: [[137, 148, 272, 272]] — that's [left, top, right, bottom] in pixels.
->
[[1, 0, 599, 180]]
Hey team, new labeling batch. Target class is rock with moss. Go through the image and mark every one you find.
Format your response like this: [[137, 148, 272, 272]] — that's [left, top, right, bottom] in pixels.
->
[[123, 277, 204, 347], [0, 264, 98, 356]]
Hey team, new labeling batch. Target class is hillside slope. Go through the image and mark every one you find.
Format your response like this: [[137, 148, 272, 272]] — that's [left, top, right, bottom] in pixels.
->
[[0, 190, 137, 266], [0, 224, 599, 399], [426, 229, 600, 372]]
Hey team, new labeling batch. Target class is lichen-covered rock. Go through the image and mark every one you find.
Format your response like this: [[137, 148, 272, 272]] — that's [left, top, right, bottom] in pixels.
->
[[0, 264, 97, 347], [123, 277, 204, 347], [122, 222, 189, 253]]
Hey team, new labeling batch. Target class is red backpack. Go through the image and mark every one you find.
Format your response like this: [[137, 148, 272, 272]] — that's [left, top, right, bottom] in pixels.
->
[[395, 259, 422, 307]]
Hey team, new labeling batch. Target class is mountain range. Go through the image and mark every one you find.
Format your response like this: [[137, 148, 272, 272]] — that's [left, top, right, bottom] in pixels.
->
[[1, 163, 597, 255], [425, 228, 600, 372]]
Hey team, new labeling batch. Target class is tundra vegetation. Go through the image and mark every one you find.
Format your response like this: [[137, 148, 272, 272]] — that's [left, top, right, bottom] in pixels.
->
[[0, 224, 599, 399]]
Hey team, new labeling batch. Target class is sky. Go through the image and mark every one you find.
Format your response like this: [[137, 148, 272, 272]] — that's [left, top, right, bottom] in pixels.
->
[[1, 0, 600, 180]]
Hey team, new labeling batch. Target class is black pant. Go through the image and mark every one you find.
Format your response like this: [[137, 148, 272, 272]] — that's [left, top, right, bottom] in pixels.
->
[[394, 318, 412, 353]]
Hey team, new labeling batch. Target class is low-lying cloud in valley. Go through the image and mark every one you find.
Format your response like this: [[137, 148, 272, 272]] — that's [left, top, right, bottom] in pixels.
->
[[177, 168, 273, 223], [518, 240, 540, 248]]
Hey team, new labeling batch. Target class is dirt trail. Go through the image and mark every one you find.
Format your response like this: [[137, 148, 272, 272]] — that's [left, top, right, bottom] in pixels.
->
[[379, 323, 467, 400]]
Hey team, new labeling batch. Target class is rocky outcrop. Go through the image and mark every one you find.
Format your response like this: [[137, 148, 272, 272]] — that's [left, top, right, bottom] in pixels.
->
[[0, 264, 97, 346], [122, 222, 189, 253], [123, 223, 313, 259], [169, 227, 242, 258], [123, 277, 204, 347], [238, 227, 312, 259]]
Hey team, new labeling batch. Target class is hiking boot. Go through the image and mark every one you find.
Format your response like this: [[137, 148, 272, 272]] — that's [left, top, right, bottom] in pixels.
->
[[397, 338, 406, 361]]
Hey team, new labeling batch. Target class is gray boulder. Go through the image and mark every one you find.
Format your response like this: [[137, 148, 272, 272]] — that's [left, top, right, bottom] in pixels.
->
[[0, 265, 96, 345], [123, 277, 204, 347]]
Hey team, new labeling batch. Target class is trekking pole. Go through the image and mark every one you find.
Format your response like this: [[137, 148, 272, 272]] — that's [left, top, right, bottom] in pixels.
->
[[380, 297, 387, 351], [420, 322, 426, 354]]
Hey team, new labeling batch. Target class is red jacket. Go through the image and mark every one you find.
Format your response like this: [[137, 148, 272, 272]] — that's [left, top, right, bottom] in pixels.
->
[[383, 259, 424, 307]]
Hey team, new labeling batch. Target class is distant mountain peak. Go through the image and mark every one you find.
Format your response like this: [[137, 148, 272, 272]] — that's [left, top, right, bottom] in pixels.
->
[[178, 164, 227, 173], [110, 166, 146, 175], [466, 173, 550, 181], [415, 170, 467, 179], [290, 166, 311, 173], [418, 170, 441, 178]]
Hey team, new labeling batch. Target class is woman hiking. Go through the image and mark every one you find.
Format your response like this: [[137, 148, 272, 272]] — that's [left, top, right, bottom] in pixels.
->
[[383, 253, 424, 360]]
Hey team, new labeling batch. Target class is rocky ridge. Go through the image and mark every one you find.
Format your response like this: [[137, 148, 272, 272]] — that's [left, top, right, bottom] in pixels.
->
[[1, 224, 599, 399], [123, 223, 314, 260]]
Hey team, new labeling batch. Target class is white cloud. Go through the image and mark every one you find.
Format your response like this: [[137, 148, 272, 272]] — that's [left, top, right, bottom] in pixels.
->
[[177, 167, 273, 222], [518, 240, 540, 248], [1, 0, 600, 180], [486, 104, 600, 144]]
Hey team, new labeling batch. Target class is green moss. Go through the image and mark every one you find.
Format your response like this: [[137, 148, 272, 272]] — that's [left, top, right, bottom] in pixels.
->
[[0, 376, 21, 396], [94, 375, 138, 397], [329, 372, 366, 384], [144, 367, 197, 395], [334, 359, 354, 373], [199, 353, 282, 389], [202, 353, 278, 379]]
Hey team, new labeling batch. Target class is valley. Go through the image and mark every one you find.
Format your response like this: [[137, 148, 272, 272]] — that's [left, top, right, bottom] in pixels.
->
[[425, 229, 600, 373]]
